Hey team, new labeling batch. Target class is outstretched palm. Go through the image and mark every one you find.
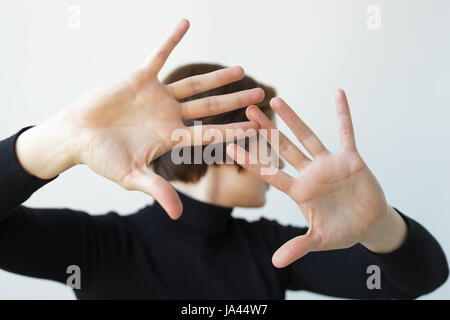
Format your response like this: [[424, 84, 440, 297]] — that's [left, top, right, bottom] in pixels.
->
[[227, 90, 390, 267], [61, 20, 264, 219]]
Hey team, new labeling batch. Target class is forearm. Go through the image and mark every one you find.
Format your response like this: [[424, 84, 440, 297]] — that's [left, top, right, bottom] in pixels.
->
[[360, 206, 408, 254], [15, 112, 80, 180], [0, 128, 57, 219], [368, 211, 449, 296], [359, 206, 448, 295], [284, 212, 448, 299]]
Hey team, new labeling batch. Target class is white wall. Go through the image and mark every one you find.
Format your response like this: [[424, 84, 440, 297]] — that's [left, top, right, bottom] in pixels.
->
[[0, 0, 449, 299]]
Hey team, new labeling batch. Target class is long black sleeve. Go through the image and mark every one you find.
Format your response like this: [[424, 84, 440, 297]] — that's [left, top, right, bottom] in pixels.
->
[[0, 128, 448, 299], [0, 129, 128, 288], [0, 127, 54, 218], [261, 211, 449, 299]]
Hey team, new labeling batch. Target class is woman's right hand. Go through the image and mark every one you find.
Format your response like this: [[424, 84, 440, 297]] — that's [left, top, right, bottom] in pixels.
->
[[15, 19, 264, 219]]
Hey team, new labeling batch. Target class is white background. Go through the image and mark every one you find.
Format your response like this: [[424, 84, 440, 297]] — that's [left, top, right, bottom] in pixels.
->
[[0, 0, 449, 299]]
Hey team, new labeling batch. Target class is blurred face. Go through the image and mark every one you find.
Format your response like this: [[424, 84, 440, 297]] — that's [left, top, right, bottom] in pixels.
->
[[172, 134, 285, 209], [212, 139, 284, 208], [213, 164, 270, 207]]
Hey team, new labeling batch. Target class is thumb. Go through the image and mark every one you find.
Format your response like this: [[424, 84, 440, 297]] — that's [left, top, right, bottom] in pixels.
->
[[126, 169, 183, 220], [272, 233, 315, 268]]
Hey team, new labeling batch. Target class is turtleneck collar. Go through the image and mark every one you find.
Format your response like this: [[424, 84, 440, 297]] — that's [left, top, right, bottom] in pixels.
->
[[130, 190, 234, 247]]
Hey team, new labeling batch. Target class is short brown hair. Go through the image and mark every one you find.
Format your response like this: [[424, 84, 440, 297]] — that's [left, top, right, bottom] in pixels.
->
[[152, 63, 276, 183]]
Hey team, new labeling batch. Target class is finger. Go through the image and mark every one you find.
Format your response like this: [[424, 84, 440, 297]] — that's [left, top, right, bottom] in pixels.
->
[[183, 121, 259, 146], [141, 19, 190, 74], [168, 66, 245, 100], [246, 105, 311, 171], [226, 143, 294, 193], [272, 234, 314, 268], [181, 88, 265, 120], [335, 89, 357, 151], [124, 169, 183, 220], [270, 97, 329, 158]]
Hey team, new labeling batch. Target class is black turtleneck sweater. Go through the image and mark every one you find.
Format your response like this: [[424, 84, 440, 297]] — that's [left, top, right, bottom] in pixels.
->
[[0, 128, 448, 299]]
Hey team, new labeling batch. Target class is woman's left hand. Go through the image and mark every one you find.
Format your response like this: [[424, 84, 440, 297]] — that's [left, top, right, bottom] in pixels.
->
[[227, 89, 408, 268]]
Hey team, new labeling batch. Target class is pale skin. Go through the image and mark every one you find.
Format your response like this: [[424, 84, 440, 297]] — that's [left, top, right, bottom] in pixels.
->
[[14, 19, 407, 269], [226, 91, 408, 268]]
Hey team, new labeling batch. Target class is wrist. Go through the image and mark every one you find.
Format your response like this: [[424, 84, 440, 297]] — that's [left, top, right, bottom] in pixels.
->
[[15, 112, 81, 179], [360, 206, 408, 254]]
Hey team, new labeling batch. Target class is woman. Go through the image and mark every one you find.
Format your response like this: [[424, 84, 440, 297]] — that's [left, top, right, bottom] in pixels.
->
[[0, 20, 448, 299]]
